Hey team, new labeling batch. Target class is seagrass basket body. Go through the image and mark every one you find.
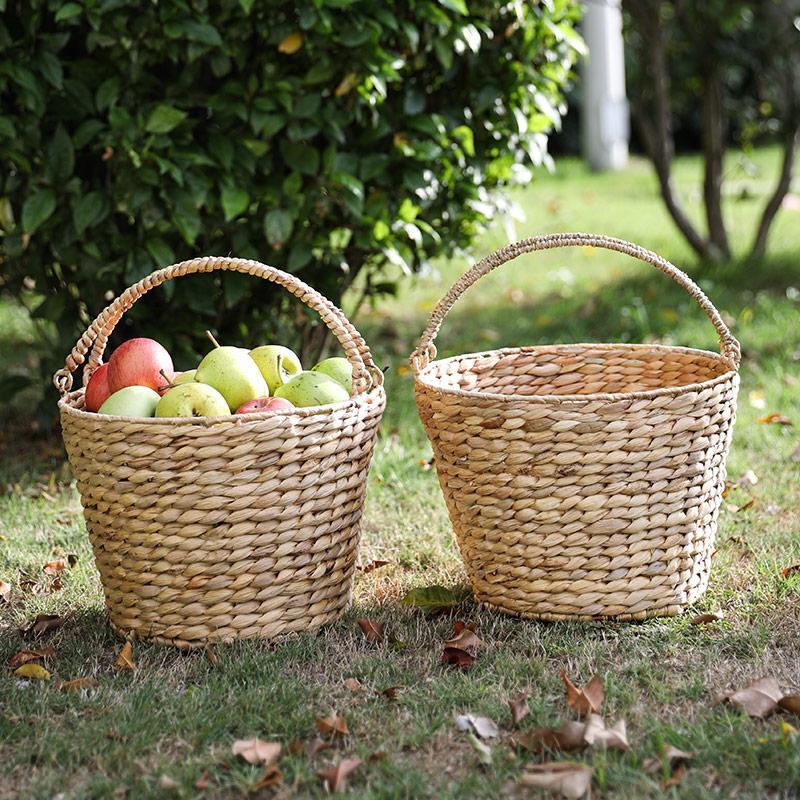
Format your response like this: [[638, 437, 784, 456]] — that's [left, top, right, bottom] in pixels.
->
[[55, 257, 385, 648], [411, 234, 740, 621]]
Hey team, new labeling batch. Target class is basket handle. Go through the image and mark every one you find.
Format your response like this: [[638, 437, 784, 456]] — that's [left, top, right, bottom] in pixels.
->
[[410, 232, 741, 371], [53, 255, 384, 397]]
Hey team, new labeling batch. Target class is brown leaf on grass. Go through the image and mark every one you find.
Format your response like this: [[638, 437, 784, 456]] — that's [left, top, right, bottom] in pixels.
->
[[0, 580, 11, 604], [378, 686, 403, 701], [115, 641, 135, 671], [42, 559, 67, 575], [316, 712, 349, 738], [520, 762, 593, 799], [231, 738, 281, 766], [689, 611, 724, 625], [8, 646, 55, 668], [724, 677, 784, 718], [22, 613, 66, 637], [357, 560, 392, 573], [205, 645, 219, 666], [758, 412, 792, 426], [305, 737, 332, 757], [582, 714, 629, 751], [779, 695, 800, 716], [356, 618, 384, 643], [318, 758, 362, 792], [344, 677, 364, 692], [517, 721, 587, 753], [455, 713, 500, 739], [57, 677, 98, 692], [562, 671, 603, 716], [644, 743, 695, 775], [106, 730, 126, 741], [194, 771, 209, 790], [781, 564, 800, 578], [662, 764, 688, 789], [159, 775, 179, 790], [508, 692, 530, 726], [441, 646, 475, 669], [445, 626, 484, 650], [14, 663, 51, 680], [254, 766, 283, 790]]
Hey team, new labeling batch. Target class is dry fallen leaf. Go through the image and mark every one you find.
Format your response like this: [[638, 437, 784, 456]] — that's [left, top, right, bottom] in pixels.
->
[[455, 713, 500, 739], [508, 692, 530, 726], [318, 758, 361, 792], [724, 677, 784, 718], [8, 646, 55, 668], [445, 627, 484, 650], [582, 714, 629, 751], [562, 671, 603, 716], [758, 412, 792, 426], [23, 613, 66, 636], [194, 771, 209, 790], [43, 559, 67, 575], [378, 686, 402, 701], [232, 738, 281, 766], [205, 645, 219, 666], [305, 737, 332, 757], [0, 580, 11, 604], [159, 775, 179, 790], [779, 695, 800, 716], [57, 677, 98, 692], [344, 677, 364, 692], [689, 610, 724, 625], [356, 618, 384, 643], [254, 765, 283, 790], [441, 646, 475, 669], [115, 641, 135, 671], [357, 560, 392, 573], [316, 712, 349, 738], [14, 663, 51, 680], [520, 762, 593, 799], [277, 31, 304, 54], [781, 564, 800, 578], [518, 720, 587, 753]]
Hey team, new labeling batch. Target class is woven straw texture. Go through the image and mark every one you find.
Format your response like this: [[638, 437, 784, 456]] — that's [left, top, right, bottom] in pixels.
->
[[56, 256, 385, 648], [411, 233, 740, 621]]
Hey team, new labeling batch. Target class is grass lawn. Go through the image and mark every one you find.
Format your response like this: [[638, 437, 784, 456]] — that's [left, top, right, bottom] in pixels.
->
[[1, 148, 799, 799]]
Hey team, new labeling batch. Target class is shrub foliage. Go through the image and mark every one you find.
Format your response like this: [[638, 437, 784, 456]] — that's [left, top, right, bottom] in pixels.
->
[[0, 0, 580, 399]]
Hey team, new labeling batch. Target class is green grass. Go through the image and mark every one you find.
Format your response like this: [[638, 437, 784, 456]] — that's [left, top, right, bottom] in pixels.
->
[[2, 148, 800, 799]]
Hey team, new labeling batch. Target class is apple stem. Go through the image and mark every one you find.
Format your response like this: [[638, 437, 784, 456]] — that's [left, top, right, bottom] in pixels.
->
[[157, 369, 176, 393], [205, 330, 222, 349]]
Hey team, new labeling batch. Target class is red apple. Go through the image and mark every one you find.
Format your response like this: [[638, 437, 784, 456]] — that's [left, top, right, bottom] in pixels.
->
[[235, 396, 295, 415], [84, 362, 111, 412], [107, 337, 174, 394]]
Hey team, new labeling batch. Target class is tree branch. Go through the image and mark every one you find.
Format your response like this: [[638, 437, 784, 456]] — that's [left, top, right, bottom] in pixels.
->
[[701, 69, 731, 259]]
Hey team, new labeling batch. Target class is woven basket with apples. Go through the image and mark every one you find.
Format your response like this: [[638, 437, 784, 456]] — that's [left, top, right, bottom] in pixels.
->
[[55, 256, 386, 648]]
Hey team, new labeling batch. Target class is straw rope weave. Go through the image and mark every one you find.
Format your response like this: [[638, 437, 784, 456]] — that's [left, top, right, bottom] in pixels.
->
[[411, 234, 739, 621], [57, 256, 385, 648]]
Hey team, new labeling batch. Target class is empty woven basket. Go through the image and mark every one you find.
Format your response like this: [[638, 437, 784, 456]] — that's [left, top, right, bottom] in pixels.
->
[[411, 233, 740, 621], [55, 256, 386, 648]]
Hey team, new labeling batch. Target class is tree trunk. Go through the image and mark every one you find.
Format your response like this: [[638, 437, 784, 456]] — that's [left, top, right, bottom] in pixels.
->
[[701, 70, 731, 260], [749, 126, 799, 261]]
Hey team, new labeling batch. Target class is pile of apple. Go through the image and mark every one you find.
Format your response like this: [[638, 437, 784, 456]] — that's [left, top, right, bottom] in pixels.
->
[[84, 334, 353, 419]]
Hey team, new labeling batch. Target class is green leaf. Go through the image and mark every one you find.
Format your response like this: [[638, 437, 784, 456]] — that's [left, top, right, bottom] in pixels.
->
[[0, 118, 14, 139], [280, 141, 319, 175], [401, 585, 458, 612], [95, 78, 120, 111], [287, 241, 312, 270], [182, 21, 223, 46], [145, 104, 187, 134], [221, 186, 249, 222], [39, 52, 63, 89], [145, 237, 175, 266], [263, 209, 294, 248], [73, 192, 106, 234], [55, 3, 82, 22], [22, 190, 56, 233], [239, 0, 256, 13], [47, 125, 74, 182], [438, 0, 468, 14], [452, 124, 475, 156]]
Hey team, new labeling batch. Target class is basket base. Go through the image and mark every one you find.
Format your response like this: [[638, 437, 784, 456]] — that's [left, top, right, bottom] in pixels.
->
[[475, 596, 691, 623]]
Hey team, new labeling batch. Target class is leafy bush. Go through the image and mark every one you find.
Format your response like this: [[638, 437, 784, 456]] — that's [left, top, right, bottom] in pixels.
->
[[0, 0, 580, 404]]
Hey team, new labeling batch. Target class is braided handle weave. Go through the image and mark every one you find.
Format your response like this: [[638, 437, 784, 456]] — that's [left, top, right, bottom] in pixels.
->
[[54, 256, 383, 397], [410, 232, 741, 371]]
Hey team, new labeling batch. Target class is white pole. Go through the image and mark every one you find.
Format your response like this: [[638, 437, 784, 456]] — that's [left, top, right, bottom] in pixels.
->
[[581, 0, 629, 171]]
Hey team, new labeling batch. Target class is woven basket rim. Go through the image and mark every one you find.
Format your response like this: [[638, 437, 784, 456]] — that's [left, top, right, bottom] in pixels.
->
[[415, 342, 738, 404], [58, 383, 385, 427]]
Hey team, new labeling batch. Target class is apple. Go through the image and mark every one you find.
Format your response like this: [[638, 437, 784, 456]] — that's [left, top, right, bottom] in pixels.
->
[[274, 371, 350, 407], [155, 383, 231, 418], [174, 369, 197, 385], [195, 345, 269, 411], [249, 345, 302, 394], [107, 337, 174, 393], [98, 386, 160, 417], [84, 363, 111, 412], [311, 357, 353, 394], [235, 396, 295, 415]]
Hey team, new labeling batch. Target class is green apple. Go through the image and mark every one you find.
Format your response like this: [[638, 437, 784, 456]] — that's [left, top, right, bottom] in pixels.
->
[[155, 383, 231, 418], [274, 371, 350, 407], [311, 357, 353, 394], [174, 369, 197, 385], [98, 386, 160, 417], [249, 345, 302, 394], [195, 346, 268, 411]]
